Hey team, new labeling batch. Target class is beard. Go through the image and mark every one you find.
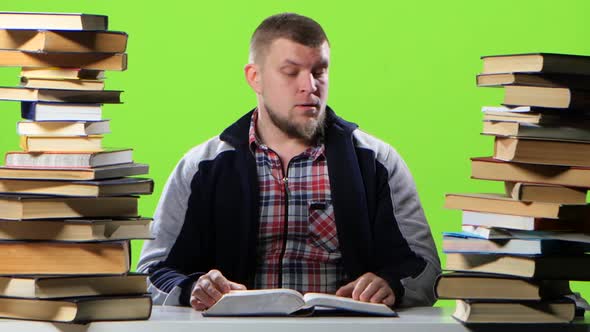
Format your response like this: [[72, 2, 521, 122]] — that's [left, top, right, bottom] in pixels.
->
[[264, 103, 326, 143]]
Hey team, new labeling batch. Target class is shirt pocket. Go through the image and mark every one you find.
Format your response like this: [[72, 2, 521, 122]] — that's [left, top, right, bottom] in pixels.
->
[[307, 200, 340, 253]]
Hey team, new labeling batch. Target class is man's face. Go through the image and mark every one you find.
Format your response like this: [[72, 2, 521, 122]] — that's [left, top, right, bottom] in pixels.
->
[[255, 38, 330, 141]]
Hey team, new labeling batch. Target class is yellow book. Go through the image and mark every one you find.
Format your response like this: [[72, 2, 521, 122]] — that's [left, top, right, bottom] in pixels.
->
[[20, 135, 103, 152]]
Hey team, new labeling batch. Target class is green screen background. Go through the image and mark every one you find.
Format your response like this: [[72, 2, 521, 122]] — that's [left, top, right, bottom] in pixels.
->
[[0, 0, 589, 307]]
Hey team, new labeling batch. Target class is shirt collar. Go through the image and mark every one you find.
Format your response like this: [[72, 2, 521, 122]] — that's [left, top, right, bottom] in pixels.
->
[[248, 109, 325, 161]]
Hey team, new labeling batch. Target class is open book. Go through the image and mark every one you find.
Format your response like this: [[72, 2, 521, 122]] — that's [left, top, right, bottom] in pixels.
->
[[202, 289, 397, 317]]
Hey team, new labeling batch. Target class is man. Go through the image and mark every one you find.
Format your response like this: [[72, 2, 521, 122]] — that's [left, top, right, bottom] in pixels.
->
[[138, 13, 440, 310]]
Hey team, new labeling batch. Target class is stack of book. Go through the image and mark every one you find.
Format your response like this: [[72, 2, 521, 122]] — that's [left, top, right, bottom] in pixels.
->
[[439, 53, 590, 324], [0, 12, 153, 323]]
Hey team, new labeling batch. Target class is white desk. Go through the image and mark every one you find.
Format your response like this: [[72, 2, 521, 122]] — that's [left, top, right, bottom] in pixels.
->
[[0, 306, 588, 332]]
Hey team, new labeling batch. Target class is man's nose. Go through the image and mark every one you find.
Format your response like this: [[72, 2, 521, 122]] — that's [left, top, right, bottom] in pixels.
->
[[299, 72, 318, 93]]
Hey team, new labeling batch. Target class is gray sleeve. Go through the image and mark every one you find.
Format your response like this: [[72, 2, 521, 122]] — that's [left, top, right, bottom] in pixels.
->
[[384, 145, 441, 307], [137, 136, 233, 305], [354, 130, 441, 307], [136, 154, 198, 305]]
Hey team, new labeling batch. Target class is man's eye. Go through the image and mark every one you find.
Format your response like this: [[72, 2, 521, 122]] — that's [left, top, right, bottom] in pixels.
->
[[281, 68, 298, 76], [313, 69, 326, 77]]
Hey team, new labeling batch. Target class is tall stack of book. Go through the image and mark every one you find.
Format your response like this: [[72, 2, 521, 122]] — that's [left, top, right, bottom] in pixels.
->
[[0, 12, 153, 323], [438, 53, 590, 324]]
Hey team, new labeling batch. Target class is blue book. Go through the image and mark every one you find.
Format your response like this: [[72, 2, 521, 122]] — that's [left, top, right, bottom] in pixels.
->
[[21, 102, 102, 121]]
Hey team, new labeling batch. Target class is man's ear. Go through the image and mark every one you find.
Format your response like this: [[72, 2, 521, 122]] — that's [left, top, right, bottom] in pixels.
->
[[244, 63, 262, 94]]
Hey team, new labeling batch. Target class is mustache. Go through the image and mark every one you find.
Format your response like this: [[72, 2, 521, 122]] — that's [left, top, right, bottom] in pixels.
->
[[295, 99, 321, 107]]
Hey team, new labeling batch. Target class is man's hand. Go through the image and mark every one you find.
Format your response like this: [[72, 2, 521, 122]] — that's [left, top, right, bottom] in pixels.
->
[[190, 269, 247, 311], [335, 272, 395, 306]]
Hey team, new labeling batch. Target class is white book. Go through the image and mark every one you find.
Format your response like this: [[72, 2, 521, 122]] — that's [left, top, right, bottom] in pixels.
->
[[462, 211, 567, 231], [460, 225, 513, 239], [462, 225, 590, 244], [4, 149, 132, 168], [443, 232, 590, 255], [203, 289, 397, 317], [482, 105, 540, 113], [482, 121, 590, 142]]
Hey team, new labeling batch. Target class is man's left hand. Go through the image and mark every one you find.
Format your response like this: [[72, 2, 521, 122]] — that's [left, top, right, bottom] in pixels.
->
[[335, 272, 395, 306]]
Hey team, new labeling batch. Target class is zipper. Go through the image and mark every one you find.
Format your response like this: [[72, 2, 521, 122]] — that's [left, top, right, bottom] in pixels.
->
[[277, 160, 292, 288]]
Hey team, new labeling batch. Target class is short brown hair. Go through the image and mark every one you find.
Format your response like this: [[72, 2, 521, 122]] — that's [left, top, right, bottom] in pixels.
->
[[249, 13, 329, 64]]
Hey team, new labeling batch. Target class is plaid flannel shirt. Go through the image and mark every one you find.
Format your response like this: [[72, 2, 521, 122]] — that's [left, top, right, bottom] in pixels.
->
[[249, 110, 345, 293]]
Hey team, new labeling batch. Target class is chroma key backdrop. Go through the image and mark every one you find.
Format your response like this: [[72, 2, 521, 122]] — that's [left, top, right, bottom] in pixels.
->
[[0, 1, 589, 307]]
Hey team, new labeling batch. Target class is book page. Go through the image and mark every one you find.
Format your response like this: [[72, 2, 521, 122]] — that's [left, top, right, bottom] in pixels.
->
[[303, 293, 397, 317], [203, 289, 305, 316]]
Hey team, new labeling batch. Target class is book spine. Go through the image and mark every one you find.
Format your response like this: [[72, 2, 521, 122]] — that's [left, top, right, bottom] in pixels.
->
[[20, 102, 36, 120], [570, 89, 590, 110]]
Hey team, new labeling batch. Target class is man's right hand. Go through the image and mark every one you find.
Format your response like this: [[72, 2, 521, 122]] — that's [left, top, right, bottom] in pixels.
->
[[190, 269, 247, 311]]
